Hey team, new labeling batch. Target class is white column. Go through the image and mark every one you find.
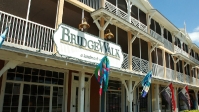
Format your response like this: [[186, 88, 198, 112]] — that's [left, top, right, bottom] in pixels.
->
[[78, 72, 85, 112], [126, 0, 132, 23], [155, 84, 160, 112], [128, 80, 133, 112], [175, 87, 178, 112], [195, 90, 199, 110]]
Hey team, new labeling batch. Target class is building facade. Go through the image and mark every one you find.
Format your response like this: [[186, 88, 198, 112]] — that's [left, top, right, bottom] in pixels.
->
[[0, 0, 199, 112]]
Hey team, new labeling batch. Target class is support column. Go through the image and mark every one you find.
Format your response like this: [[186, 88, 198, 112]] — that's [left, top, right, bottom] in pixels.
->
[[128, 80, 133, 112], [128, 31, 132, 70], [100, 18, 104, 39], [182, 61, 186, 82], [126, 0, 132, 22], [55, 0, 64, 29], [148, 42, 152, 70], [155, 84, 160, 112], [175, 87, 179, 112], [162, 49, 166, 78], [146, 13, 150, 34], [174, 57, 177, 81], [78, 72, 85, 112], [196, 68, 198, 86], [190, 65, 193, 83], [54, 0, 65, 53], [195, 90, 199, 110], [101, 0, 105, 8], [160, 25, 164, 42]]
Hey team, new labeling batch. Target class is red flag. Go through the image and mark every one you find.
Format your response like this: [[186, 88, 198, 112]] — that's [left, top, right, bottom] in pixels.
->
[[169, 83, 176, 112], [161, 83, 176, 111]]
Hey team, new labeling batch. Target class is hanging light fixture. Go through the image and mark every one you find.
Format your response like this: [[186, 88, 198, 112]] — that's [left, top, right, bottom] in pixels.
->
[[104, 29, 114, 39], [79, 18, 90, 30]]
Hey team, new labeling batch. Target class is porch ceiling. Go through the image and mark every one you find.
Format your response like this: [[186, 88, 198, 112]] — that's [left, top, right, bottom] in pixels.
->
[[91, 8, 164, 46]]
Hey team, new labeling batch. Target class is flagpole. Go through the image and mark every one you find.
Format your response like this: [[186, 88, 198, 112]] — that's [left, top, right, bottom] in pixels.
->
[[177, 85, 187, 95], [159, 83, 171, 95]]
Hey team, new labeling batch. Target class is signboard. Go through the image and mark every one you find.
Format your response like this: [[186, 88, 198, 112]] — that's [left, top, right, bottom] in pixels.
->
[[53, 24, 124, 68]]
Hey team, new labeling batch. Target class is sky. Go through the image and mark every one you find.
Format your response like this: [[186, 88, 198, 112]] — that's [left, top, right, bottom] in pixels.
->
[[149, 0, 199, 46]]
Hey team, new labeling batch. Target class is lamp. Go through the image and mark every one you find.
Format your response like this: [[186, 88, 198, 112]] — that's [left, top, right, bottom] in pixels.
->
[[79, 18, 90, 30], [104, 29, 114, 39]]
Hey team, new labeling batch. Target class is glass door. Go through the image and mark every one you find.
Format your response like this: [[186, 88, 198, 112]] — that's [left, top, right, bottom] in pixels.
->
[[70, 75, 90, 112]]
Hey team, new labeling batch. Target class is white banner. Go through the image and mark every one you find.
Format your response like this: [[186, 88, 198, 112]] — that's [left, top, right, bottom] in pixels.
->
[[53, 24, 124, 68]]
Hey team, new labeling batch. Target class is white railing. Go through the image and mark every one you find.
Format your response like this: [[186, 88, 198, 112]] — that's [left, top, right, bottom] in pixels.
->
[[78, 0, 100, 9], [163, 38, 173, 52], [192, 77, 196, 85], [0, 10, 55, 52], [166, 68, 176, 80], [174, 45, 189, 58], [150, 29, 163, 43], [152, 63, 164, 78], [185, 75, 190, 84], [105, 1, 147, 32], [131, 16, 147, 32], [177, 72, 183, 82], [121, 53, 128, 69], [132, 56, 149, 74], [190, 56, 199, 65]]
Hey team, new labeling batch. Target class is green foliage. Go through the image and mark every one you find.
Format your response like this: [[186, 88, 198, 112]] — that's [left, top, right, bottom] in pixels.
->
[[183, 110, 199, 112]]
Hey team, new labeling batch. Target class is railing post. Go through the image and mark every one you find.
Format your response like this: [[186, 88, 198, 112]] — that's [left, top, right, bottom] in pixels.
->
[[23, 0, 32, 46], [128, 31, 132, 70], [126, 0, 132, 22]]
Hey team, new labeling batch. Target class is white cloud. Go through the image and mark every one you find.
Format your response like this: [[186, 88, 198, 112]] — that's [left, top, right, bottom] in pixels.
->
[[188, 26, 199, 46], [194, 26, 199, 31]]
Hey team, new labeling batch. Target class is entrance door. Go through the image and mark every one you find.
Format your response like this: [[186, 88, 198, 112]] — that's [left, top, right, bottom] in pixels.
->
[[70, 74, 90, 112]]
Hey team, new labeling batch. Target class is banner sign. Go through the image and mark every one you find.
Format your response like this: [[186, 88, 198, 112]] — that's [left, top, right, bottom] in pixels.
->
[[53, 24, 124, 68]]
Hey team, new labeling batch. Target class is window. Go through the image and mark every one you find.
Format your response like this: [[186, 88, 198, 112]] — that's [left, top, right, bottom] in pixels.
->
[[2, 66, 65, 112]]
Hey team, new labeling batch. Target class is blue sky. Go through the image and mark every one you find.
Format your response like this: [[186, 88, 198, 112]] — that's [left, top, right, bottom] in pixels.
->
[[149, 0, 199, 46]]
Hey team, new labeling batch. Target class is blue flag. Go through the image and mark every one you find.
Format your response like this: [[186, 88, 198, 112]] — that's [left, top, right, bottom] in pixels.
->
[[0, 27, 9, 48], [141, 71, 152, 98]]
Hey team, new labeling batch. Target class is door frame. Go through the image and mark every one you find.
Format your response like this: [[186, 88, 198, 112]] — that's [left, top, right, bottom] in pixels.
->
[[70, 73, 91, 112]]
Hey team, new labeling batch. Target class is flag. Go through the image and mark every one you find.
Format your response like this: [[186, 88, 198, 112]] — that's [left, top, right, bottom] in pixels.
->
[[161, 83, 176, 111], [141, 71, 152, 98], [0, 27, 9, 48], [94, 56, 110, 95], [179, 86, 191, 110]]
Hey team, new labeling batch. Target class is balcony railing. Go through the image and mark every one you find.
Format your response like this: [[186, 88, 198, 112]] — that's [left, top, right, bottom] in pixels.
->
[[105, 1, 147, 32], [121, 53, 128, 69], [132, 56, 149, 74], [163, 38, 173, 52], [152, 63, 164, 78], [174, 45, 189, 58], [186, 75, 190, 83], [78, 0, 100, 9], [150, 29, 163, 43], [177, 72, 184, 82], [190, 56, 199, 65], [166, 68, 175, 80], [0, 10, 55, 52]]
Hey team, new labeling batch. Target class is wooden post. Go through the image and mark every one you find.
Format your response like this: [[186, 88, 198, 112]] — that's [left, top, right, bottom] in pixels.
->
[[128, 31, 132, 70], [100, 18, 104, 39], [54, 0, 65, 53], [148, 42, 152, 70], [162, 49, 166, 78], [174, 57, 177, 81], [182, 61, 186, 82]]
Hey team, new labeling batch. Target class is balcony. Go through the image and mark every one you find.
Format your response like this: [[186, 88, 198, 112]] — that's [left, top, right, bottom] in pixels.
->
[[150, 29, 163, 43], [0, 10, 55, 53], [190, 56, 199, 65], [162, 38, 173, 52], [104, 1, 147, 32], [174, 45, 189, 58]]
